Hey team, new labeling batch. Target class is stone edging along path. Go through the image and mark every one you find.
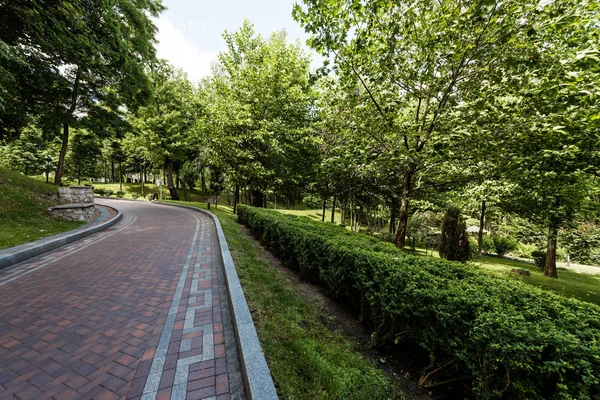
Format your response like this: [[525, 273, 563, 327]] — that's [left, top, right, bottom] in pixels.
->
[[153, 201, 278, 400], [0, 205, 122, 270]]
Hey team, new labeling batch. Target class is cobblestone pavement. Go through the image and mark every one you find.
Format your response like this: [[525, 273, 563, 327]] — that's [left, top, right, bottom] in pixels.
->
[[0, 199, 244, 400]]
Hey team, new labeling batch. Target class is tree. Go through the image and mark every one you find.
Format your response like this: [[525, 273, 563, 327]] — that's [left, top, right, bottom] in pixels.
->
[[294, 0, 541, 249], [439, 206, 470, 262], [208, 21, 317, 207], [67, 130, 101, 184], [179, 161, 200, 202], [131, 62, 199, 201], [0, 0, 164, 184]]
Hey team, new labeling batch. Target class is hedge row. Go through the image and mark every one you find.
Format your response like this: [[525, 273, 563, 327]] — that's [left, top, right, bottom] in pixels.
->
[[237, 206, 600, 399]]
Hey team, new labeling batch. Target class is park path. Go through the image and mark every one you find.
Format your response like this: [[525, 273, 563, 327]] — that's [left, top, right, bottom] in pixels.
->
[[0, 199, 244, 400]]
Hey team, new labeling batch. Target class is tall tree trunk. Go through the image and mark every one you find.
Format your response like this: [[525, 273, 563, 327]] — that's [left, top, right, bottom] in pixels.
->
[[322, 198, 327, 222], [331, 195, 336, 223], [54, 123, 69, 185], [54, 67, 81, 186], [389, 197, 398, 234], [119, 158, 123, 191], [111, 158, 115, 182], [478, 200, 486, 259], [340, 201, 346, 225], [165, 158, 180, 200], [395, 171, 413, 250], [233, 184, 240, 213], [545, 224, 559, 278], [201, 169, 207, 193]]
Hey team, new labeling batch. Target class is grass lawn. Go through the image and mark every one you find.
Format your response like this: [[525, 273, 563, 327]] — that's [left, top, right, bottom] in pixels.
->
[[0, 167, 85, 250], [163, 200, 413, 399], [474, 254, 600, 306], [400, 246, 600, 307]]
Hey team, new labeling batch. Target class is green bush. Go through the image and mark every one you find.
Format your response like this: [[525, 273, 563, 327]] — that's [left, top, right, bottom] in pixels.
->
[[116, 190, 126, 198], [131, 192, 140, 200], [93, 187, 107, 196], [302, 194, 322, 209], [105, 189, 115, 197], [468, 238, 479, 260], [439, 206, 470, 262], [512, 242, 537, 258], [531, 250, 546, 270], [147, 193, 154, 201], [482, 235, 494, 252], [492, 235, 517, 256], [237, 205, 600, 399]]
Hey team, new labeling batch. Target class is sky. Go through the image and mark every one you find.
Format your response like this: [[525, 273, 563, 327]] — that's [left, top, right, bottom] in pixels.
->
[[154, 0, 320, 82]]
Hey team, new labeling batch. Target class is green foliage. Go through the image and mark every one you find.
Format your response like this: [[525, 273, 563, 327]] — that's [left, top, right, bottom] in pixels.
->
[[482, 235, 495, 253], [532, 251, 547, 271], [492, 235, 518, 257], [468, 238, 479, 261], [301, 194, 322, 209], [513, 242, 537, 259], [562, 222, 600, 265], [207, 21, 318, 203], [115, 190, 125, 198], [66, 130, 101, 182], [105, 189, 115, 197], [131, 192, 140, 200], [237, 205, 600, 399], [439, 206, 470, 263], [93, 187, 106, 197]]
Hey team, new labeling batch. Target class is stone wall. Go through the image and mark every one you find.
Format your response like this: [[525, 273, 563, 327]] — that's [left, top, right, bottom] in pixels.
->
[[56, 186, 94, 204], [48, 186, 96, 222], [47, 203, 96, 222]]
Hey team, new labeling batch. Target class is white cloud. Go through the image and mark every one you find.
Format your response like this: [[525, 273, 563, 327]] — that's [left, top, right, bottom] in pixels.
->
[[154, 16, 218, 83]]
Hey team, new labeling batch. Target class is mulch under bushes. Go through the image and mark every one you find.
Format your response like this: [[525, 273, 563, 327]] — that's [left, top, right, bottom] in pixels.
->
[[237, 206, 600, 399]]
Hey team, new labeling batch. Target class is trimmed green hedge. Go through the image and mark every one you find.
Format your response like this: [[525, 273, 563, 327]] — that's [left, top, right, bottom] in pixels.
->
[[237, 206, 600, 399]]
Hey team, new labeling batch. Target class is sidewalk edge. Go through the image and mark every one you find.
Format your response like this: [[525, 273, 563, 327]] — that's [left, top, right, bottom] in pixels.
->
[[154, 201, 278, 400], [0, 206, 122, 270]]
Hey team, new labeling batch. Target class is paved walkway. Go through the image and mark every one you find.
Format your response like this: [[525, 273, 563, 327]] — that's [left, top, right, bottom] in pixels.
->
[[0, 199, 244, 400]]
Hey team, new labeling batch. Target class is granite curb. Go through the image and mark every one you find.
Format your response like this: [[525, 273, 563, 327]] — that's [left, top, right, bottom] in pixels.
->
[[0, 205, 122, 270], [153, 201, 278, 400]]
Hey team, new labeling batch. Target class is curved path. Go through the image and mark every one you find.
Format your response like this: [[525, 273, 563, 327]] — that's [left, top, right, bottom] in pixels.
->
[[0, 199, 244, 400]]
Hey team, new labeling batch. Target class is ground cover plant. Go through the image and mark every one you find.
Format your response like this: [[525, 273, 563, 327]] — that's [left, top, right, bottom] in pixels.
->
[[238, 205, 600, 399], [162, 201, 410, 399], [0, 167, 84, 249]]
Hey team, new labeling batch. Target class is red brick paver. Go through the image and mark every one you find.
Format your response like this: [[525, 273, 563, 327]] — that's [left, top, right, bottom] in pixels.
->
[[0, 199, 243, 399]]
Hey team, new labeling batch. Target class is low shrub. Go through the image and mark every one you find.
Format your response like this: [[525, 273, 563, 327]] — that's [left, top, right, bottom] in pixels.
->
[[468, 238, 479, 260], [147, 193, 154, 201], [237, 205, 600, 399], [532, 250, 547, 270], [105, 189, 115, 197], [131, 192, 140, 200], [116, 190, 126, 198], [93, 187, 107, 196], [482, 235, 494, 252], [512, 242, 537, 259], [492, 235, 517, 256]]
